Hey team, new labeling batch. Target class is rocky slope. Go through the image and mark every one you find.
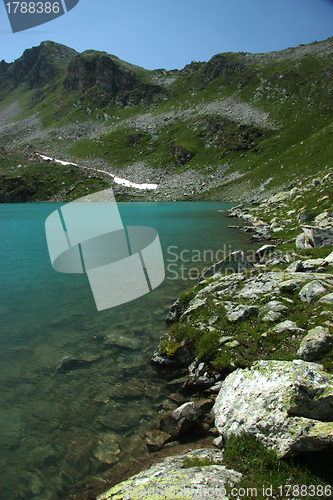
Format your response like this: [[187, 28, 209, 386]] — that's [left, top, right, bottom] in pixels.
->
[[1, 37, 333, 202]]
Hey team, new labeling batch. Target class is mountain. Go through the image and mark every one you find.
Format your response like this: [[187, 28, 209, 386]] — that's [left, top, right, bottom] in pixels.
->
[[0, 37, 333, 202]]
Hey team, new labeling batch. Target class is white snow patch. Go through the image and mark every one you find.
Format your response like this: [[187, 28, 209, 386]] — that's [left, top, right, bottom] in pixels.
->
[[36, 153, 158, 190]]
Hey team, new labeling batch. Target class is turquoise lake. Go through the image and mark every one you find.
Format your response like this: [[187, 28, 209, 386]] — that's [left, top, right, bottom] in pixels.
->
[[0, 202, 256, 500]]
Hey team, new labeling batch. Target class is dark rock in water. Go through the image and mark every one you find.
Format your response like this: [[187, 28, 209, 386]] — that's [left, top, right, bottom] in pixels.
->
[[145, 429, 171, 451], [55, 354, 100, 373], [165, 299, 181, 325], [159, 402, 198, 439]]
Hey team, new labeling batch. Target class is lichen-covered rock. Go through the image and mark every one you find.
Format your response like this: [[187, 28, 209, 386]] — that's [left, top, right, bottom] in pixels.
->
[[299, 280, 326, 302], [297, 326, 333, 361], [235, 272, 282, 299], [259, 300, 287, 322], [197, 273, 244, 298], [213, 360, 333, 458], [181, 297, 208, 320], [97, 448, 242, 500], [295, 232, 313, 249], [224, 303, 259, 323], [272, 320, 305, 335], [319, 293, 333, 304], [285, 260, 306, 272]]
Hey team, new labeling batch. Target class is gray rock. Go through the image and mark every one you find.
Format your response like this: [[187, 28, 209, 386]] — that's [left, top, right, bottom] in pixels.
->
[[295, 232, 312, 249], [159, 402, 198, 438], [319, 293, 333, 304], [97, 448, 242, 500], [265, 253, 286, 266], [301, 225, 333, 248], [299, 280, 326, 302], [185, 359, 223, 389], [279, 278, 304, 292], [272, 320, 305, 335], [224, 303, 259, 323], [285, 260, 305, 273], [200, 250, 254, 280], [255, 244, 276, 261], [213, 359, 333, 458], [166, 299, 181, 325], [259, 300, 288, 322], [297, 326, 333, 361], [236, 272, 281, 300], [302, 258, 327, 271], [314, 211, 333, 228], [197, 273, 244, 298], [324, 251, 333, 264], [181, 297, 208, 320]]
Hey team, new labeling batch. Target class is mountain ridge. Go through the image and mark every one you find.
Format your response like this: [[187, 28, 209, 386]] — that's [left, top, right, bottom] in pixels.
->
[[0, 36, 332, 203]]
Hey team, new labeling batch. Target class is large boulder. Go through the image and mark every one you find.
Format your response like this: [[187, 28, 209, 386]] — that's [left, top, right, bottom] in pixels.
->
[[213, 360, 333, 458], [300, 226, 333, 248], [200, 250, 254, 280], [298, 280, 326, 302], [97, 448, 242, 500], [297, 326, 333, 361]]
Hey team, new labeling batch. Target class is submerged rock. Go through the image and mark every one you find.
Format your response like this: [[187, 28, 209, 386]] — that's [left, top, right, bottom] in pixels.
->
[[213, 359, 333, 458]]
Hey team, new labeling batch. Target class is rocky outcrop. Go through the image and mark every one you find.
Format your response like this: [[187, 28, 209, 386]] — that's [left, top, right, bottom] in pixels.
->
[[297, 326, 333, 361], [297, 226, 333, 249], [0, 175, 37, 202], [97, 448, 242, 500], [200, 250, 254, 279], [213, 360, 333, 458], [64, 52, 163, 107], [1, 41, 77, 91]]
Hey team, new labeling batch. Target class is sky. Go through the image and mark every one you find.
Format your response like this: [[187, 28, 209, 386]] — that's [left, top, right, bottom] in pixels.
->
[[0, 0, 333, 70]]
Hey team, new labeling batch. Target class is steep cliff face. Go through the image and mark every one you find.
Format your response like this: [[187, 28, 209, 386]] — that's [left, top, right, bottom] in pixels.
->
[[0, 41, 78, 94], [63, 51, 164, 107], [64, 53, 138, 93]]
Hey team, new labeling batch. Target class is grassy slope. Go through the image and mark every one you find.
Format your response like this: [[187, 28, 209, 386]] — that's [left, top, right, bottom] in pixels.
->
[[1, 38, 333, 202]]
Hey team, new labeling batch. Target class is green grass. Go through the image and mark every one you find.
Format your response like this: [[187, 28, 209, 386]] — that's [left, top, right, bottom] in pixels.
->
[[0, 149, 110, 202], [222, 435, 333, 500]]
